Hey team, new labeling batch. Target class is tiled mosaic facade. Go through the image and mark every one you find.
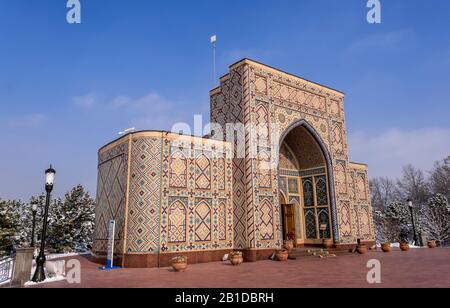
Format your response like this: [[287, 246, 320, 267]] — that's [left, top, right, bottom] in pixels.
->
[[210, 59, 374, 246], [93, 139, 129, 255], [93, 59, 374, 265], [93, 132, 233, 257]]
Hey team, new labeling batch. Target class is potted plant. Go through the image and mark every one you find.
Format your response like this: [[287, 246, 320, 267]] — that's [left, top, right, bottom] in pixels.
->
[[171, 256, 188, 272], [400, 242, 410, 251], [275, 249, 289, 261], [399, 228, 410, 252], [283, 240, 294, 251], [229, 251, 243, 266], [356, 244, 368, 254], [322, 238, 333, 249], [427, 240, 437, 249], [381, 242, 391, 253]]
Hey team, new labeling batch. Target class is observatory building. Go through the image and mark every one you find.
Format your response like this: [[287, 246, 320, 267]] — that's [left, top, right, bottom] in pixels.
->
[[93, 59, 375, 268]]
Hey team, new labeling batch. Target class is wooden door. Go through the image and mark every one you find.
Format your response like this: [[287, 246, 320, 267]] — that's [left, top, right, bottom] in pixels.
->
[[282, 204, 296, 243]]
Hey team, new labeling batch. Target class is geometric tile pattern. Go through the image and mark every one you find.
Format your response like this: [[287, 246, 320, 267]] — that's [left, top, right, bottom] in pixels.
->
[[195, 153, 211, 190], [168, 199, 187, 243], [170, 150, 187, 188], [338, 201, 353, 238], [160, 134, 233, 253], [127, 137, 162, 253], [210, 59, 374, 249], [94, 59, 375, 257], [335, 160, 348, 195], [94, 132, 233, 256], [257, 197, 274, 241], [217, 157, 226, 191], [236, 60, 373, 247], [93, 140, 129, 254], [217, 200, 227, 240], [194, 200, 212, 241], [211, 66, 248, 249]]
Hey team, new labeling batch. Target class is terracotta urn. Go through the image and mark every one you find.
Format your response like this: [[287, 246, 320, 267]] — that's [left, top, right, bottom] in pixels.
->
[[275, 249, 289, 262], [323, 239, 333, 249], [283, 240, 294, 251], [400, 243, 410, 252], [427, 240, 437, 249], [229, 252, 244, 266], [171, 256, 188, 272], [356, 244, 368, 255], [381, 243, 391, 253]]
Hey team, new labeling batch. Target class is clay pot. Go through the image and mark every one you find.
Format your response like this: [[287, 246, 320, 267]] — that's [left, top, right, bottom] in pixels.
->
[[356, 244, 368, 254], [427, 240, 437, 249], [229, 253, 244, 266], [381, 243, 391, 253], [323, 239, 333, 249], [400, 243, 410, 252], [171, 257, 188, 272], [283, 240, 294, 251], [275, 250, 289, 262]]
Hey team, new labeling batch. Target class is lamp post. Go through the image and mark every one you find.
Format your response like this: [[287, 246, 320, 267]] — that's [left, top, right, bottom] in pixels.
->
[[32, 165, 56, 283], [407, 199, 419, 246], [30, 204, 38, 247]]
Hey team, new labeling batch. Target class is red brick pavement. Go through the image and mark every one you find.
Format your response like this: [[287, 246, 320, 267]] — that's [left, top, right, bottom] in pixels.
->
[[30, 248, 450, 288]]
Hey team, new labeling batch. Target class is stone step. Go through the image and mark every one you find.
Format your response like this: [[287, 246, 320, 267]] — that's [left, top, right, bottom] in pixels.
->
[[287, 247, 351, 259]]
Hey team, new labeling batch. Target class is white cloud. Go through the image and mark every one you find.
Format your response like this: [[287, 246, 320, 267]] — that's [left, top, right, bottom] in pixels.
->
[[2, 113, 47, 128], [72, 91, 193, 131], [348, 127, 450, 179], [110, 92, 172, 112]]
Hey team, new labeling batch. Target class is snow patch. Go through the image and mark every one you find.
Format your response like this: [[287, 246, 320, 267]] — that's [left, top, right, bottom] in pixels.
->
[[24, 275, 66, 287]]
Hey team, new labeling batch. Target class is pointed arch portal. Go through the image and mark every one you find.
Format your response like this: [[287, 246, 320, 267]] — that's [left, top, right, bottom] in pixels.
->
[[278, 120, 339, 245]]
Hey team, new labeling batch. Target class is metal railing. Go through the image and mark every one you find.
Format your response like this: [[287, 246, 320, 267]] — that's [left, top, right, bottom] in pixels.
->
[[0, 254, 15, 285]]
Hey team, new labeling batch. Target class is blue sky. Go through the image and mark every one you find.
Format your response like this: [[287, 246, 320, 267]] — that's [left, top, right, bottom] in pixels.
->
[[1, 0, 449, 200]]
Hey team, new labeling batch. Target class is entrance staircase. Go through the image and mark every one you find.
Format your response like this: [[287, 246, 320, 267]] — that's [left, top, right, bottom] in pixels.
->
[[288, 247, 350, 259]]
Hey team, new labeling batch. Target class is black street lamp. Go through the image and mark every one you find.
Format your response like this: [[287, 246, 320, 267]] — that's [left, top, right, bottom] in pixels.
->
[[407, 199, 419, 246], [32, 165, 56, 283], [30, 203, 38, 247]]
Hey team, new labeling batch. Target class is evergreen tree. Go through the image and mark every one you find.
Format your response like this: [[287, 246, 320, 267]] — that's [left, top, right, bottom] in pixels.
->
[[17, 194, 46, 247], [47, 185, 95, 253], [420, 194, 450, 246], [0, 199, 22, 254], [385, 201, 412, 242]]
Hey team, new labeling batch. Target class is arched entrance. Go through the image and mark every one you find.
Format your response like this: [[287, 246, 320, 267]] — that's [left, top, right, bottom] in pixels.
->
[[278, 120, 338, 246]]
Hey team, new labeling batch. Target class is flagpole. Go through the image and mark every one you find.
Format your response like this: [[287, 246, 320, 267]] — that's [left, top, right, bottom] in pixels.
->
[[211, 35, 217, 87]]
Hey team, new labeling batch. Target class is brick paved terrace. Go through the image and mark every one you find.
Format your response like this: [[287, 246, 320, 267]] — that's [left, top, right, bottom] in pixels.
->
[[30, 248, 450, 288]]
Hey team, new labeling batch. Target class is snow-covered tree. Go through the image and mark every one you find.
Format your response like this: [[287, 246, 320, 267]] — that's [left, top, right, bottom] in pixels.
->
[[47, 185, 95, 253], [420, 194, 450, 246], [429, 157, 450, 201], [0, 199, 22, 253], [385, 201, 412, 242], [373, 209, 399, 243], [16, 194, 46, 247]]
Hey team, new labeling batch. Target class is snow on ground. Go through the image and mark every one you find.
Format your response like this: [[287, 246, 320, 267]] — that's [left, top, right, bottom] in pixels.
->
[[0, 279, 11, 286], [375, 243, 423, 249], [24, 275, 66, 286], [46, 251, 90, 260], [23, 251, 90, 286]]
